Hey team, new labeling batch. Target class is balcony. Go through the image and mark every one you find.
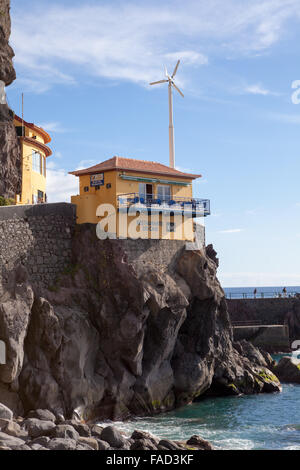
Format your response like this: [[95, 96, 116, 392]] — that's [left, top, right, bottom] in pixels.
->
[[117, 193, 210, 216]]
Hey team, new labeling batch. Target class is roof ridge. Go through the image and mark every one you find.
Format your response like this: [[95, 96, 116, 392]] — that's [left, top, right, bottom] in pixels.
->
[[69, 156, 202, 179]]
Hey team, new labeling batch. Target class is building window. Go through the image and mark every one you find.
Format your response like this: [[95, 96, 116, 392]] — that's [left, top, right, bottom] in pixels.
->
[[37, 190, 44, 203], [157, 184, 171, 202], [15, 126, 25, 137], [32, 150, 41, 174], [84, 186, 89, 192], [166, 222, 175, 232], [139, 183, 153, 201], [139, 183, 146, 199], [41, 156, 46, 176]]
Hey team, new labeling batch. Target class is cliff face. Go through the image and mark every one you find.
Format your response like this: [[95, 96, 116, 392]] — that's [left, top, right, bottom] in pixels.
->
[[0, 227, 281, 419], [0, 0, 21, 199]]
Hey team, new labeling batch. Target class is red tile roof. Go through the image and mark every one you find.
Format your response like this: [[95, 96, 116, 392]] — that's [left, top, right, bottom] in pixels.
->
[[14, 114, 51, 144], [69, 156, 201, 180]]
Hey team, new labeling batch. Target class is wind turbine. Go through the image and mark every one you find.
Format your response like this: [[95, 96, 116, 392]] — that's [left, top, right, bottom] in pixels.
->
[[150, 60, 184, 169]]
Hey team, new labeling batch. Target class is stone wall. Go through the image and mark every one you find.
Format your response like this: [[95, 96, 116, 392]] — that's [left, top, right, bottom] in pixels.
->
[[0, 203, 76, 288], [227, 298, 295, 325], [232, 325, 290, 352]]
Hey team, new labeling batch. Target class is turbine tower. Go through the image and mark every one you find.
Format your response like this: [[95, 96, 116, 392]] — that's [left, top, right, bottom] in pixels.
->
[[150, 60, 184, 169]]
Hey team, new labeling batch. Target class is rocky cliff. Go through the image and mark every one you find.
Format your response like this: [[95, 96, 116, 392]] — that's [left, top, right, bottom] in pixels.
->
[[0, 226, 281, 419], [0, 0, 21, 199]]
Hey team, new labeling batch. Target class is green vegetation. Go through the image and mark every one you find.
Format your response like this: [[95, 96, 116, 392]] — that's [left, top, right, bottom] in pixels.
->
[[258, 369, 279, 383], [227, 383, 239, 393], [0, 196, 15, 206]]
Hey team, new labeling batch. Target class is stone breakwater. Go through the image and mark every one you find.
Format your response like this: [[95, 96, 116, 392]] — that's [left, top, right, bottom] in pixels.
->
[[0, 403, 213, 451]]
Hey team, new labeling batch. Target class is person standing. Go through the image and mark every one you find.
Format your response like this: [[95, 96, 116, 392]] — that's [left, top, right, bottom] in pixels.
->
[[283, 287, 287, 298], [254, 288, 257, 299]]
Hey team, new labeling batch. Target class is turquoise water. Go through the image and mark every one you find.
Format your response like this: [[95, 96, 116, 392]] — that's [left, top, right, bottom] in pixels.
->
[[111, 384, 300, 449]]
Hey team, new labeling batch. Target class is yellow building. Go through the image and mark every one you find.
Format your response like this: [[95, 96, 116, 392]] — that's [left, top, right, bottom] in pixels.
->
[[14, 115, 52, 205], [70, 156, 210, 241]]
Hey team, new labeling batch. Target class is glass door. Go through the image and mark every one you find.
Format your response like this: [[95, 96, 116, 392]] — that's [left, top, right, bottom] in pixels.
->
[[157, 185, 171, 203]]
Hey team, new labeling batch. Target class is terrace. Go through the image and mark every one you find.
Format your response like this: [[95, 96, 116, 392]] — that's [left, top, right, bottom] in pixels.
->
[[117, 193, 210, 216]]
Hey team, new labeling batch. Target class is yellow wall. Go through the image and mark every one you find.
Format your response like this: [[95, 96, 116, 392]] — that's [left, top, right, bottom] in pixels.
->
[[115, 171, 193, 199], [72, 169, 196, 240], [14, 118, 49, 205], [19, 140, 47, 204]]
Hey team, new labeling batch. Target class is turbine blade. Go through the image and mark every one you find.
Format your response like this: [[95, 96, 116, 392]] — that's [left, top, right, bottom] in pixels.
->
[[172, 82, 184, 97], [172, 60, 180, 78], [165, 66, 169, 78], [149, 80, 168, 85]]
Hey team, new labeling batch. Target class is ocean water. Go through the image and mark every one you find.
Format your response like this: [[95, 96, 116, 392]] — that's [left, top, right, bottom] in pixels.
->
[[224, 285, 300, 299], [100, 352, 300, 450], [109, 383, 300, 450]]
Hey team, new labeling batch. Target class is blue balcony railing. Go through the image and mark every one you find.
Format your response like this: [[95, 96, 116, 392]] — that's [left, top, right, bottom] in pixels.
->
[[117, 193, 210, 216]]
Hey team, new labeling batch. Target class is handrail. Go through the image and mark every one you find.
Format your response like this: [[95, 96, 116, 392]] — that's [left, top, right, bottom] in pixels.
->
[[231, 320, 286, 326], [226, 292, 300, 299], [117, 192, 211, 215]]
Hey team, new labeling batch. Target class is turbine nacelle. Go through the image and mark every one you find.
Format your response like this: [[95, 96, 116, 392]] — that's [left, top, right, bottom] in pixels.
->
[[149, 60, 184, 97]]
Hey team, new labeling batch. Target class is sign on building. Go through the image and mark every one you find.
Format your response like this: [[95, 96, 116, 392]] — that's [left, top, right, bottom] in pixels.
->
[[90, 173, 104, 187]]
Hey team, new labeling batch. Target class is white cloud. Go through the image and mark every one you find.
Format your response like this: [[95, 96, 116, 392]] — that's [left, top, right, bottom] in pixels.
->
[[245, 84, 273, 95], [46, 159, 79, 203], [75, 160, 97, 171], [46, 168, 78, 203], [164, 51, 208, 67], [218, 228, 244, 234], [38, 122, 67, 133], [10, 0, 300, 92]]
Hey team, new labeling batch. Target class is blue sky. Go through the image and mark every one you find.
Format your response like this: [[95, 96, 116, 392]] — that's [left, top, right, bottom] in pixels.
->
[[6, 0, 300, 287]]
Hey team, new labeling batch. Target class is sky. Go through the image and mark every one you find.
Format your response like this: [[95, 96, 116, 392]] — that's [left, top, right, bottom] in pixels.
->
[[5, 0, 300, 287]]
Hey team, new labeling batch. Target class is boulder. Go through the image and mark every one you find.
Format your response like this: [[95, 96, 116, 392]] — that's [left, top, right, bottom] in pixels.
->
[[186, 435, 214, 450], [1, 420, 27, 438], [30, 436, 51, 447], [100, 426, 127, 448], [158, 439, 182, 450], [0, 403, 13, 420], [90, 424, 103, 438], [273, 357, 300, 384], [30, 443, 46, 450], [27, 409, 56, 422], [131, 429, 160, 445], [0, 431, 25, 448], [23, 418, 56, 438], [51, 424, 79, 440], [76, 443, 94, 451], [130, 438, 158, 450], [47, 438, 77, 450], [77, 436, 98, 450], [96, 439, 110, 450], [65, 421, 91, 437]]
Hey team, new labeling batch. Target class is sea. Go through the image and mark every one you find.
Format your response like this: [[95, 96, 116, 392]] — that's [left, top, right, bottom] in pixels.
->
[[100, 286, 300, 450], [224, 285, 300, 299]]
